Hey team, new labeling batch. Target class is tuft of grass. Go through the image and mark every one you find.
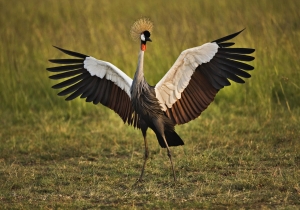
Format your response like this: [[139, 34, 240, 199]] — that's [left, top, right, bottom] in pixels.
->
[[0, 0, 300, 209], [1, 113, 299, 209]]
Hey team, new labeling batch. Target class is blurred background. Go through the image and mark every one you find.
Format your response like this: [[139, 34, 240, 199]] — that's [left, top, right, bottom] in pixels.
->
[[1, 0, 299, 121], [1, 1, 299, 208]]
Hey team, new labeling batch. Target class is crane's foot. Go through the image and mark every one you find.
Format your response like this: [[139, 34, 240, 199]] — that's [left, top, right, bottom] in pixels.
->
[[134, 157, 148, 185], [167, 150, 176, 182], [135, 167, 146, 184], [133, 177, 145, 187], [135, 177, 145, 183], [135, 129, 149, 185]]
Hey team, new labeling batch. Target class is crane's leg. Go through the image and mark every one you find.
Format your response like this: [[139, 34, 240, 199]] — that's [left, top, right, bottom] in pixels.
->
[[153, 118, 176, 181], [137, 121, 148, 182], [161, 134, 176, 182]]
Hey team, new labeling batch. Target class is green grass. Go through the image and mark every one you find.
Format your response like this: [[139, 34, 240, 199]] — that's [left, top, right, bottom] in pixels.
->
[[1, 0, 300, 209]]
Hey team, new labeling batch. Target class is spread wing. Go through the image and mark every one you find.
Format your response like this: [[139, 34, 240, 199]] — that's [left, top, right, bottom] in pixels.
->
[[155, 29, 255, 125], [47, 46, 139, 128]]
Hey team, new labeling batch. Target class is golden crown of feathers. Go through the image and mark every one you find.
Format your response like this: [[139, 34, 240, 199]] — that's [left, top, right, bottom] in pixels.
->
[[130, 18, 153, 41]]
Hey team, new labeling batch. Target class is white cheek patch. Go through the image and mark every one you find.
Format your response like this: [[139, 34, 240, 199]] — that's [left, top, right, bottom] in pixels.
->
[[141, 34, 145, 41]]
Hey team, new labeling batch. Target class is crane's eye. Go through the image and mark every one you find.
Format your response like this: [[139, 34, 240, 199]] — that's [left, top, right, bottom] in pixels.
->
[[141, 33, 146, 41], [143, 31, 150, 37]]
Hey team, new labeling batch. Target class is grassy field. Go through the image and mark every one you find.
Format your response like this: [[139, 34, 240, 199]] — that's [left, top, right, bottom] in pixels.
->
[[1, 0, 300, 209]]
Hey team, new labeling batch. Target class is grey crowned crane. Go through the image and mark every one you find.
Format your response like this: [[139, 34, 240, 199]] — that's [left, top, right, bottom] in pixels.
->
[[47, 18, 255, 181]]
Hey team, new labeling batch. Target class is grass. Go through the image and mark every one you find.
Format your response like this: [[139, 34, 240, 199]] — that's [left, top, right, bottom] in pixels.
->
[[0, 0, 300, 209]]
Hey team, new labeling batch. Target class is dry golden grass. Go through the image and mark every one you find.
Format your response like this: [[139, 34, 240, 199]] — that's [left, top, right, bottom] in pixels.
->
[[0, 0, 300, 209]]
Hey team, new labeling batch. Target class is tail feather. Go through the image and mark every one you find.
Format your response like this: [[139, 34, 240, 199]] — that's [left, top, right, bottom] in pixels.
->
[[156, 130, 184, 148]]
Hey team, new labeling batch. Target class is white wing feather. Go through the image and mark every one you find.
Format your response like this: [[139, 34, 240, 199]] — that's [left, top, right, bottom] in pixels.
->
[[155, 42, 219, 110], [84, 57, 133, 97]]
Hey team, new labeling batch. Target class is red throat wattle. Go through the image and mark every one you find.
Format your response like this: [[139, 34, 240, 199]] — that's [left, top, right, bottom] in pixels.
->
[[141, 44, 146, 51]]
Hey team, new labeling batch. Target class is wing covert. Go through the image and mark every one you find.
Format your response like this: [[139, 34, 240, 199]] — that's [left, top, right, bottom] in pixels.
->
[[47, 46, 140, 128], [155, 29, 255, 125]]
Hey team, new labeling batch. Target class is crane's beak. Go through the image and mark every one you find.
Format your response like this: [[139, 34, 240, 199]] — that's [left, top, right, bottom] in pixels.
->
[[146, 37, 152, 42]]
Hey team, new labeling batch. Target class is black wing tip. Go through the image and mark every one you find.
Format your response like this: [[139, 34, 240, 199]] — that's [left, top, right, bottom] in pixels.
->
[[51, 84, 60, 89], [245, 48, 255, 54], [57, 92, 65, 96], [53, 45, 68, 50], [235, 28, 246, 38], [232, 28, 246, 36], [65, 97, 73, 101], [52, 45, 64, 52], [212, 28, 246, 44], [239, 28, 246, 33], [48, 59, 57, 64], [51, 45, 88, 58]]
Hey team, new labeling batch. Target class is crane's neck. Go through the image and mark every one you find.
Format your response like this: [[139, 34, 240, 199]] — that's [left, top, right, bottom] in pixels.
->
[[135, 50, 145, 81], [131, 49, 147, 98]]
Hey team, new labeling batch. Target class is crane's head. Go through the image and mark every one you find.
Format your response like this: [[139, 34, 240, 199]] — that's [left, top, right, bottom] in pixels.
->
[[140, 30, 152, 51], [130, 18, 153, 51]]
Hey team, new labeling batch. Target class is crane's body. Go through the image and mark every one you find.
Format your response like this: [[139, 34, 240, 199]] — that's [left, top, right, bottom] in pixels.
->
[[131, 50, 183, 146], [47, 18, 255, 181]]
